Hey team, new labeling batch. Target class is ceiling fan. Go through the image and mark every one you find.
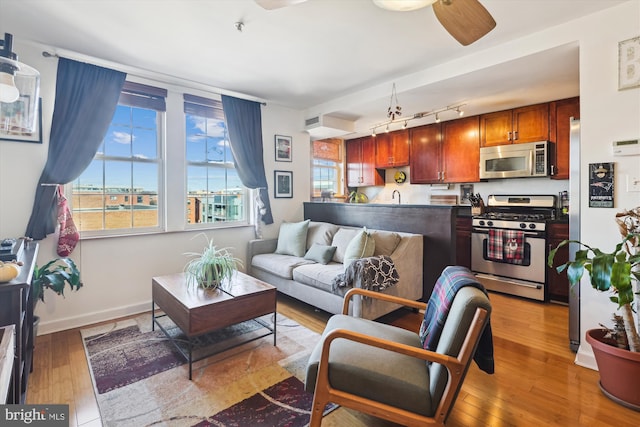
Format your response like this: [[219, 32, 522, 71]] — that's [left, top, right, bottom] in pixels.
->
[[255, 0, 496, 46]]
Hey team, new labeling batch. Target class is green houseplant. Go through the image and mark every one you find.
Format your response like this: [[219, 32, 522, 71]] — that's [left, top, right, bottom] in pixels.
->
[[32, 258, 82, 304], [548, 206, 640, 410], [184, 234, 242, 290]]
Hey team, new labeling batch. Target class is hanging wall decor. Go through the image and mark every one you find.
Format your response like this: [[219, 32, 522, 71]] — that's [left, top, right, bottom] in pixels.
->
[[275, 135, 292, 161], [589, 162, 615, 208], [274, 170, 293, 198], [0, 97, 42, 143], [618, 36, 640, 90]]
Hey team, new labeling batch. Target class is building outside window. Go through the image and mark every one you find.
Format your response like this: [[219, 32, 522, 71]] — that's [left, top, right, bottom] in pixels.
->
[[184, 94, 247, 225], [311, 138, 344, 199], [72, 82, 165, 235]]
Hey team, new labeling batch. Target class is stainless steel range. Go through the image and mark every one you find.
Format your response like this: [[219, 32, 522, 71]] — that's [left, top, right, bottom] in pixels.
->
[[471, 194, 557, 301]]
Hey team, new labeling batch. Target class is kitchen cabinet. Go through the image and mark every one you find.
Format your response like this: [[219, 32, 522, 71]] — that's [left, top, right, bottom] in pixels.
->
[[442, 116, 480, 182], [549, 97, 579, 180], [546, 222, 569, 303], [409, 123, 441, 183], [375, 129, 409, 168], [346, 136, 384, 187], [0, 242, 38, 404], [456, 216, 472, 269], [480, 103, 549, 146], [410, 117, 480, 183]]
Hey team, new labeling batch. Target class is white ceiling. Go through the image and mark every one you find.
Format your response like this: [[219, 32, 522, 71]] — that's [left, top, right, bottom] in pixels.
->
[[0, 0, 628, 137]]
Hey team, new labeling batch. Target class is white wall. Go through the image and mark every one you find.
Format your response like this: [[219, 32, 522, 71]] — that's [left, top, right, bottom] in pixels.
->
[[0, 41, 309, 335]]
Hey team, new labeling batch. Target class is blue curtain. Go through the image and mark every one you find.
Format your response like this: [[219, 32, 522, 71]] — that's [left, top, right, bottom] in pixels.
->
[[221, 95, 274, 225], [25, 58, 126, 239]]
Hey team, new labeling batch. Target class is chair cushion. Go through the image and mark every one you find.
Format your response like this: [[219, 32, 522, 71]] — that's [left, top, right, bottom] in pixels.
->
[[275, 220, 310, 257], [305, 315, 432, 416]]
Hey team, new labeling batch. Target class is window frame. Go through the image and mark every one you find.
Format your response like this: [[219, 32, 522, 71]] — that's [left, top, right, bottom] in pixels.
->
[[184, 94, 250, 229], [71, 81, 166, 238]]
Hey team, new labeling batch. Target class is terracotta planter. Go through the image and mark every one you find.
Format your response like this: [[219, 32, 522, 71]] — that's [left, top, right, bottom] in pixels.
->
[[586, 328, 640, 411]]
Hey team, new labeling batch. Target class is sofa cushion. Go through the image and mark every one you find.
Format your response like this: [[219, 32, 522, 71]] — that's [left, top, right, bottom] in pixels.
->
[[331, 228, 361, 263], [306, 221, 340, 250], [251, 253, 314, 279], [304, 244, 337, 265], [275, 220, 310, 257], [293, 262, 344, 293], [372, 230, 402, 256], [344, 228, 375, 269]]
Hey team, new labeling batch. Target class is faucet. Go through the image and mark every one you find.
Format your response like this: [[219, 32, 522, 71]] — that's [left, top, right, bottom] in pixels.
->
[[392, 189, 401, 205]]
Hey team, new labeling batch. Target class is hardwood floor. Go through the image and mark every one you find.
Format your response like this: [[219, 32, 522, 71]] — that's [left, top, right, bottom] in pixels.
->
[[28, 292, 640, 426]]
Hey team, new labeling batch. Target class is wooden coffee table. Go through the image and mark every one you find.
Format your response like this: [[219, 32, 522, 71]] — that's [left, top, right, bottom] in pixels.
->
[[151, 271, 277, 379]]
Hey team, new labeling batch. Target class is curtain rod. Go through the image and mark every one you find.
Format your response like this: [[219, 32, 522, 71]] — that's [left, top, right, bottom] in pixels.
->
[[41, 50, 267, 106]]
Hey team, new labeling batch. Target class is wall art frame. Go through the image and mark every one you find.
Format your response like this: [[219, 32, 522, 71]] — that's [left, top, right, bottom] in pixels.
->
[[275, 134, 292, 162], [274, 170, 293, 198], [618, 36, 640, 90], [0, 97, 42, 144], [588, 162, 615, 208]]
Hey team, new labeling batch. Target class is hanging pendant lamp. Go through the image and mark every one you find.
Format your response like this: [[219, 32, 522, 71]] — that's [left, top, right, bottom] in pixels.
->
[[0, 33, 40, 133]]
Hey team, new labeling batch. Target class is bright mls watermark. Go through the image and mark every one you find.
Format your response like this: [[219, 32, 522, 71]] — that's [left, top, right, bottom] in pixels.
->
[[1, 405, 68, 426]]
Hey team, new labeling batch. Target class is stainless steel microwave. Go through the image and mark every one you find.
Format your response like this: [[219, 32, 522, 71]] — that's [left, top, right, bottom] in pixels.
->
[[479, 141, 549, 179]]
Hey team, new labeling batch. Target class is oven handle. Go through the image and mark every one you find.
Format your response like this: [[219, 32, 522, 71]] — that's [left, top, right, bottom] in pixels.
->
[[474, 273, 543, 289], [471, 229, 545, 238]]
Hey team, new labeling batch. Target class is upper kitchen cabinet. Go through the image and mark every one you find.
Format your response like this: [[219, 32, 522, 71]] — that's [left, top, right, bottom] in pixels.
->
[[480, 103, 549, 146], [442, 115, 480, 182], [410, 123, 442, 184], [549, 97, 579, 180], [375, 129, 409, 168], [410, 116, 480, 184], [346, 136, 384, 187]]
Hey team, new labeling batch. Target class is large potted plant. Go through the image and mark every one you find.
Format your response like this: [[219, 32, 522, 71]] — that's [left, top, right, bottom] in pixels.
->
[[32, 258, 82, 304], [548, 206, 640, 410], [184, 234, 242, 290]]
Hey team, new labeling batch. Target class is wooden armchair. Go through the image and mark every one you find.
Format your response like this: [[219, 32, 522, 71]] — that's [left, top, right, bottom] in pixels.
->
[[305, 284, 491, 426]]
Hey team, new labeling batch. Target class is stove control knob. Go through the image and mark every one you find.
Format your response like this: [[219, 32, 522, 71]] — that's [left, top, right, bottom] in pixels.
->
[[519, 223, 527, 229], [529, 223, 537, 230], [478, 220, 485, 226], [487, 221, 493, 227]]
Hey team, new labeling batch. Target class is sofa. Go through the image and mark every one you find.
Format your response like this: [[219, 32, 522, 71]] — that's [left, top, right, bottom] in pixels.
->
[[248, 220, 423, 320]]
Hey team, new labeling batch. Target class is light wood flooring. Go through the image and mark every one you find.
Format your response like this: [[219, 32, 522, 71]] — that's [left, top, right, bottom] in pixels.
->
[[28, 292, 640, 426]]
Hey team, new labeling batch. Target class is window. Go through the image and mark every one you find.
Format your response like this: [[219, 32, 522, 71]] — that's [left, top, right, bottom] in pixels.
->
[[311, 139, 343, 198], [72, 82, 166, 235], [184, 94, 247, 225]]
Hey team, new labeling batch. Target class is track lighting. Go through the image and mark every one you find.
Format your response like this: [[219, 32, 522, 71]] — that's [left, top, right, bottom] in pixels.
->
[[369, 103, 466, 135]]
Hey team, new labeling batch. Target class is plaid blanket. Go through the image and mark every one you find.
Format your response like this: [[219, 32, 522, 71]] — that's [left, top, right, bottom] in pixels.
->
[[331, 255, 399, 296], [419, 266, 494, 374]]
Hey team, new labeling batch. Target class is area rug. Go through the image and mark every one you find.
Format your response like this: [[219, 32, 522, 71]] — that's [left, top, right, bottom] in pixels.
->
[[81, 313, 336, 427]]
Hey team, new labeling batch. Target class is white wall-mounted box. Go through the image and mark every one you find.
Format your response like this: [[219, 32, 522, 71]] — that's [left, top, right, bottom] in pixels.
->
[[612, 139, 640, 156]]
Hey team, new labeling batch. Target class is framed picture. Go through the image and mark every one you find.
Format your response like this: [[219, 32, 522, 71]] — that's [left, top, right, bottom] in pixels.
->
[[274, 170, 293, 198], [0, 97, 42, 143], [589, 162, 614, 208], [618, 36, 640, 90], [275, 135, 292, 162]]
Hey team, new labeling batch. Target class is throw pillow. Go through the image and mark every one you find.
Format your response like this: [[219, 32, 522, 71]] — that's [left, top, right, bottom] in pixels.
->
[[330, 228, 361, 263], [343, 228, 375, 269], [372, 230, 402, 256], [304, 244, 337, 264], [275, 219, 310, 257]]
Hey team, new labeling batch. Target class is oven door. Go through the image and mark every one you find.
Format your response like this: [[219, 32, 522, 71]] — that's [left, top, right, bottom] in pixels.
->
[[471, 228, 547, 300]]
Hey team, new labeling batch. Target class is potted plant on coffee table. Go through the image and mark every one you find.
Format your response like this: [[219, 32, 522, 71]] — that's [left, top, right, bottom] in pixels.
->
[[184, 234, 242, 290], [548, 206, 640, 411]]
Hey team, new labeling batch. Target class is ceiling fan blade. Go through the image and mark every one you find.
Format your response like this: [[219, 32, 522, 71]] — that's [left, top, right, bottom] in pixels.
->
[[432, 0, 496, 46], [255, 0, 307, 10]]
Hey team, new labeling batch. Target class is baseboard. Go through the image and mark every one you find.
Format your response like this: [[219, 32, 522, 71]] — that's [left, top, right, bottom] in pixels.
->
[[37, 301, 151, 335], [574, 345, 597, 370]]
